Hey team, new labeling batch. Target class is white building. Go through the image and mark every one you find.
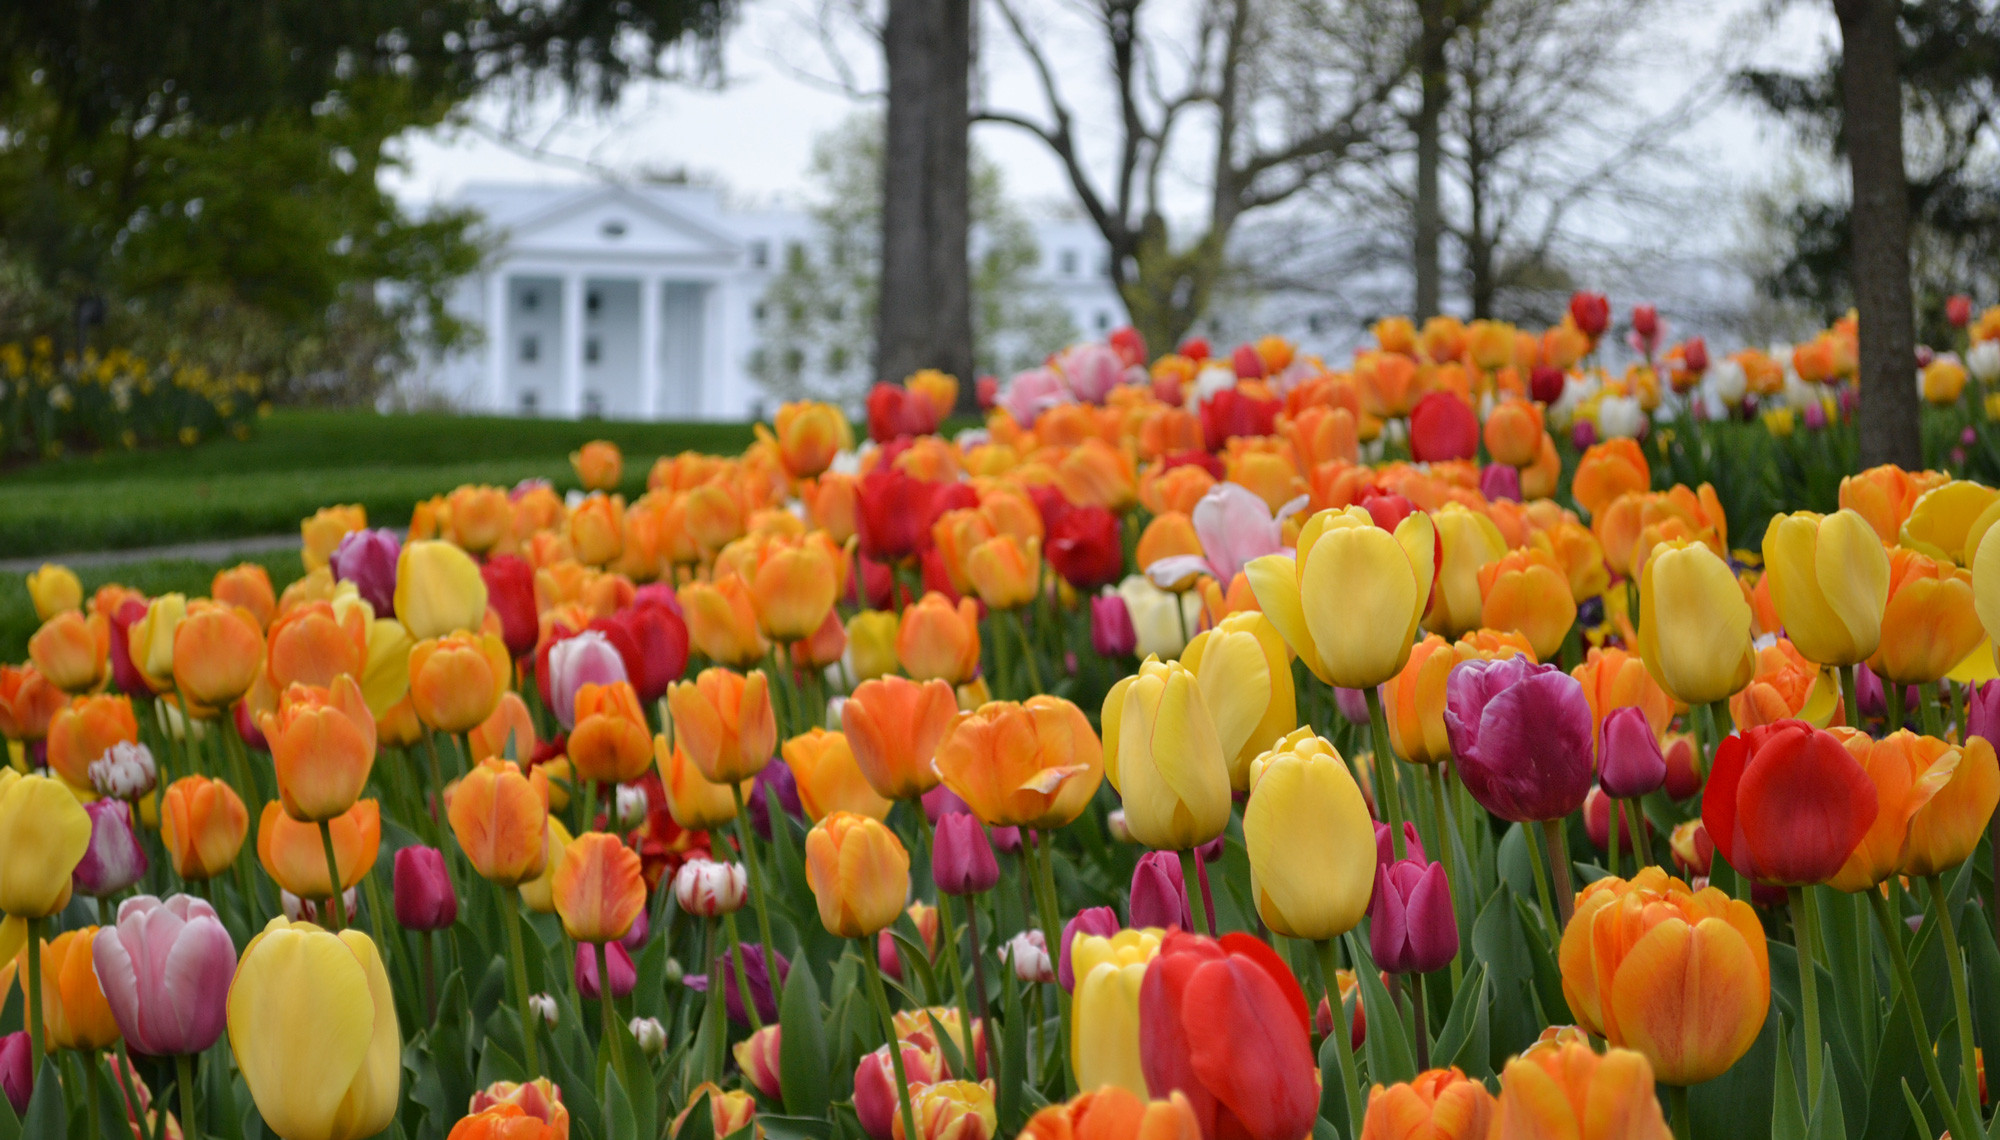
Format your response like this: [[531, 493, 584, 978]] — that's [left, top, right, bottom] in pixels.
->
[[421, 182, 1126, 420]]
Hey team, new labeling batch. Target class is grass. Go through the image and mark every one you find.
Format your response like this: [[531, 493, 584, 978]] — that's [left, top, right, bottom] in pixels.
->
[[0, 409, 756, 556], [0, 551, 308, 662]]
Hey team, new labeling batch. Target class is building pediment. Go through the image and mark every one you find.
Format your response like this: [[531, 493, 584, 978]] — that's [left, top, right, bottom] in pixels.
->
[[489, 185, 741, 263]]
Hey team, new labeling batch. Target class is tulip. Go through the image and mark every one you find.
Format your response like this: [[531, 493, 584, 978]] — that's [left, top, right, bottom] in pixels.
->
[[1129, 852, 1194, 931], [857, 1042, 948, 1140], [394, 540, 489, 640], [1598, 705, 1667, 798], [542, 629, 628, 729], [0, 665, 68, 741], [1409, 391, 1478, 462], [1137, 931, 1318, 1140], [567, 493, 627, 566], [1478, 548, 1578, 661], [228, 918, 400, 1140], [1376, 821, 1425, 868], [1444, 656, 1593, 823], [934, 696, 1103, 829], [965, 534, 1040, 610], [1828, 729, 2000, 890], [1246, 505, 1437, 689], [674, 858, 748, 916], [1702, 719, 1877, 885], [848, 610, 903, 680], [1101, 658, 1230, 850], [259, 800, 380, 900], [897, 593, 983, 684], [1359, 1068, 1496, 1140], [357, 616, 415, 725], [393, 846, 457, 931], [1242, 728, 1375, 940], [466, 1079, 568, 1138], [551, 831, 646, 943], [1558, 869, 1768, 1085], [1048, 507, 1125, 591], [39, 926, 119, 1051], [658, 735, 747, 829], [1007, 930, 1055, 984], [302, 504, 368, 572], [1178, 611, 1295, 790], [1370, 857, 1456, 974], [163, 603, 263, 715], [0, 772, 92, 918], [1091, 595, 1138, 656], [407, 631, 510, 735], [719, 944, 789, 1026], [449, 759, 549, 887], [1570, 438, 1650, 520], [669, 668, 777, 785], [599, 602, 689, 702], [88, 894, 235, 1060], [1382, 636, 1459, 766], [45, 693, 139, 789], [1023, 1086, 1202, 1140], [160, 775, 250, 881], [330, 529, 401, 616], [892, 1080, 997, 1140], [89, 740, 156, 801], [260, 675, 376, 824], [1637, 539, 1755, 706], [1488, 1042, 1672, 1139], [1059, 907, 1122, 992], [570, 439, 623, 490], [1424, 504, 1507, 639], [1070, 928, 1164, 1096], [749, 535, 840, 641], [1760, 509, 1889, 667], [30, 609, 108, 694], [785, 727, 894, 822], [266, 600, 369, 692], [449, 1105, 565, 1140], [27, 563, 82, 621], [126, 593, 186, 693], [1873, 546, 1983, 685], [73, 799, 147, 898], [929, 813, 999, 900], [805, 812, 910, 937], [736, 1023, 785, 1098], [0, 1033, 22, 1116], [1571, 646, 1672, 742], [569, 681, 654, 784], [569, 937, 636, 1004]]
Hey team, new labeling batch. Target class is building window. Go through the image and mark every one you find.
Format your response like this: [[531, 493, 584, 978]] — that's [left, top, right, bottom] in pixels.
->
[[585, 337, 601, 364], [1097, 252, 1111, 276], [1060, 250, 1078, 275], [520, 335, 539, 363], [587, 290, 601, 315], [520, 390, 539, 414], [583, 391, 603, 417], [1095, 311, 1111, 332], [753, 302, 767, 323], [521, 289, 539, 312], [750, 240, 770, 268], [1308, 313, 1327, 334], [601, 219, 628, 239]]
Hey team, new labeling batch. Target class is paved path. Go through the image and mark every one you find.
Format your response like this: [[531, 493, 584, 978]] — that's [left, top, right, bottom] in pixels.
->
[[0, 533, 299, 574]]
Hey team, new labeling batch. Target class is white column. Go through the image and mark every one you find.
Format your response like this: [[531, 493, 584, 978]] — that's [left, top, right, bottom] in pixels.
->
[[638, 276, 662, 421], [560, 272, 586, 418], [484, 269, 509, 412], [702, 278, 729, 419]]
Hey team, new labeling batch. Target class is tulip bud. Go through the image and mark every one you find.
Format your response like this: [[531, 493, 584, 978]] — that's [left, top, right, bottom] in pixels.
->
[[857, 1042, 947, 1140], [89, 740, 156, 800], [1128, 851, 1194, 931], [1445, 656, 1594, 823], [1058, 906, 1121, 992], [615, 783, 649, 829], [575, 940, 636, 999], [74, 798, 148, 898], [1669, 819, 1713, 876], [1105, 809, 1133, 843], [281, 887, 359, 923], [393, 846, 458, 931], [721, 945, 788, 1026], [630, 1016, 667, 1055], [1583, 786, 1654, 856], [1374, 820, 1424, 868], [1662, 733, 1702, 800], [0, 772, 93, 918], [734, 1024, 783, 1097], [552, 832, 646, 943], [1370, 858, 1457, 975], [1598, 706, 1667, 798], [805, 812, 911, 938], [1090, 595, 1137, 657], [528, 992, 560, 1027], [1005, 930, 1054, 984], [673, 858, 747, 917], [27, 563, 82, 622], [932, 812, 999, 896], [0, 1033, 26, 1117]]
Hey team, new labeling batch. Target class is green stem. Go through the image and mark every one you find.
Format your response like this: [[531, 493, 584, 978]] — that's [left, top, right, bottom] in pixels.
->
[[723, 909, 764, 1032], [1607, 791, 1622, 880], [1791, 887, 1823, 1107], [1928, 874, 1980, 1126], [729, 782, 780, 970], [1410, 970, 1429, 1071], [1009, 610, 1044, 694], [1623, 798, 1649, 871], [1870, 889, 1980, 1140], [1888, 678, 1906, 732], [934, 891, 979, 1079], [1315, 939, 1364, 1140], [316, 818, 348, 930], [1364, 687, 1407, 862], [499, 887, 543, 1075], [1523, 821, 1562, 943], [1540, 819, 1575, 931], [1669, 1085, 1691, 1140], [1920, 682, 1944, 739], [963, 895, 993, 1038], [176, 1053, 198, 1140], [862, 947, 921, 1140], [706, 919, 728, 1084], [597, 941, 626, 1076], [1180, 850, 1214, 935], [1028, 831, 1073, 1096]]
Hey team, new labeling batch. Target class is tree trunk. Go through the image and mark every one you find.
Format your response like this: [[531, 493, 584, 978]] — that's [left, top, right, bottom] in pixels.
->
[[877, 0, 975, 404], [1834, 0, 1920, 469], [1412, 0, 1450, 319]]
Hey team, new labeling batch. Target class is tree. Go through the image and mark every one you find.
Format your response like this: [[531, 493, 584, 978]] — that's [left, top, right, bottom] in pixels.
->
[[976, 0, 1413, 355], [752, 115, 1078, 405]]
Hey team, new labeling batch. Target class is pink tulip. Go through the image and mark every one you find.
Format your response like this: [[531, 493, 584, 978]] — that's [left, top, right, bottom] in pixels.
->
[[999, 367, 1073, 427], [932, 812, 999, 896], [545, 630, 628, 728], [1597, 705, 1666, 798], [1055, 343, 1127, 404], [1373, 820, 1424, 869], [91, 894, 236, 1056], [0, 1032, 26, 1116], [330, 528, 401, 616], [855, 1042, 942, 1140], [1147, 482, 1304, 587], [1444, 656, 1594, 823], [74, 798, 148, 898], [393, 845, 457, 931], [1129, 851, 1193, 931], [1369, 858, 1456, 975], [1059, 906, 1121, 992], [1090, 595, 1137, 657], [576, 941, 636, 999]]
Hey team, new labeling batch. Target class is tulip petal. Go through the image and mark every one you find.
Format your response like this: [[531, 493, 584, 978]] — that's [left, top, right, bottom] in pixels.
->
[[1245, 554, 1324, 682], [1737, 724, 1877, 885], [1194, 629, 1270, 765], [1299, 526, 1421, 690], [1606, 915, 1766, 1085], [228, 925, 377, 1139], [1700, 733, 1751, 878], [1179, 957, 1319, 1140]]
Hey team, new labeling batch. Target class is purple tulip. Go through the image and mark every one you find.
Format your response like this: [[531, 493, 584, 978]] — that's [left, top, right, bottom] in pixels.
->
[[1090, 595, 1137, 657], [1480, 463, 1522, 503], [546, 630, 628, 729], [1128, 851, 1193, 931], [393, 846, 457, 931], [576, 941, 636, 999], [1058, 906, 1121, 992], [1444, 656, 1594, 823], [721, 945, 788, 1025], [1195, 834, 1225, 863], [1598, 706, 1667, 798], [91, 895, 236, 1056], [933, 813, 999, 895], [748, 764, 803, 840], [0, 1033, 26, 1116], [74, 799, 147, 898], [1571, 419, 1598, 450], [330, 528, 401, 616], [1370, 858, 1457, 975], [621, 905, 651, 952], [1968, 680, 2000, 749], [1374, 820, 1424, 868], [1858, 663, 1920, 724], [991, 826, 1026, 853], [1334, 686, 1371, 726], [922, 784, 971, 823]]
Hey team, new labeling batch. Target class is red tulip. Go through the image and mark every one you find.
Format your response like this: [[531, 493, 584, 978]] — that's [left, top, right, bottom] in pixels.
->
[[1047, 506, 1124, 590], [1199, 389, 1280, 451], [1110, 327, 1148, 368], [857, 468, 938, 564], [481, 555, 539, 660], [1230, 345, 1266, 380], [1701, 719, 1878, 885], [1569, 292, 1609, 338], [1408, 391, 1478, 462], [1947, 294, 1973, 328], [1178, 337, 1211, 361], [1139, 932, 1318, 1140], [866, 383, 942, 443], [594, 602, 689, 703], [1529, 365, 1566, 405]]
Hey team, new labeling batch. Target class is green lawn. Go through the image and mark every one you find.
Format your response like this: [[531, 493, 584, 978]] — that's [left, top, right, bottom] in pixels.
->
[[0, 551, 308, 662], [0, 410, 756, 556]]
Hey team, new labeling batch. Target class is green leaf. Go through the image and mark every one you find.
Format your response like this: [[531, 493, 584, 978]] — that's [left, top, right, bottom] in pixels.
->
[[1468, 885, 1541, 1060], [1310, 1116, 1342, 1140], [602, 1062, 641, 1140], [22, 1061, 65, 1140], [758, 1114, 835, 1140], [1805, 1043, 1846, 1140], [779, 954, 832, 1117], [1316, 1028, 1352, 1137], [680, 1085, 714, 1140], [0, 1089, 18, 1140], [888, 924, 941, 1009], [1772, 1015, 1806, 1140], [996, 949, 1030, 1135], [1431, 964, 1490, 1079], [1508, 893, 1571, 1024], [1345, 934, 1416, 1087]]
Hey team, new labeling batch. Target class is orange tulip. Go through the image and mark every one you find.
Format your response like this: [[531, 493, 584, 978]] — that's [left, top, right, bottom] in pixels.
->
[[667, 668, 777, 785], [966, 535, 1041, 610], [1489, 1043, 1672, 1139], [409, 632, 512, 734], [551, 831, 647, 942], [805, 473, 861, 544], [684, 482, 748, 557], [1140, 465, 1216, 518], [1360, 1068, 1496, 1140], [1570, 439, 1650, 519], [0, 665, 69, 741], [804, 812, 911, 938], [1478, 548, 1578, 661], [213, 562, 279, 629], [160, 775, 249, 880], [569, 680, 654, 783], [448, 1104, 565, 1140], [572, 440, 624, 491], [1226, 449, 1306, 515], [1519, 433, 1563, 500], [1828, 728, 2000, 890], [1483, 399, 1545, 467], [1055, 439, 1138, 512], [1381, 636, 1458, 766], [1558, 868, 1768, 1085], [449, 484, 514, 554], [42, 927, 120, 1051], [301, 504, 367, 572], [1841, 465, 1950, 544], [1286, 405, 1360, 474], [1136, 513, 1203, 571], [470, 692, 538, 764], [784, 728, 894, 822], [673, 1084, 758, 1140], [1529, 521, 1611, 603], [262, 675, 377, 822], [1570, 646, 1673, 743], [773, 401, 852, 479], [449, 758, 550, 887], [1021, 1087, 1201, 1140], [678, 575, 771, 667], [898, 594, 982, 685], [29, 610, 108, 693], [933, 696, 1103, 828], [172, 601, 266, 709], [657, 734, 748, 829], [266, 600, 368, 691], [749, 534, 840, 641], [1870, 546, 1983, 684], [257, 799, 381, 898], [568, 493, 626, 567], [1728, 639, 1838, 731], [841, 676, 959, 801], [46, 694, 138, 788]]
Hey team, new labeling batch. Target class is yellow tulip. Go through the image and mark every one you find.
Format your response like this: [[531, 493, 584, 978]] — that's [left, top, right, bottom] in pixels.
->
[[847, 611, 902, 681], [0, 771, 92, 918], [1423, 503, 1507, 639], [1900, 480, 1998, 564], [393, 541, 489, 640], [128, 593, 187, 693], [1637, 540, 1755, 706], [518, 817, 574, 914], [228, 918, 400, 1140], [1760, 509, 1889, 667], [803, 812, 910, 938], [26, 563, 82, 622], [1243, 728, 1375, 939], [1179, 611, 1294, 791], [1069, 929, 1163, 1098], [1101, 658, 1231, 851], [1247, 506, 1437, 689]]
